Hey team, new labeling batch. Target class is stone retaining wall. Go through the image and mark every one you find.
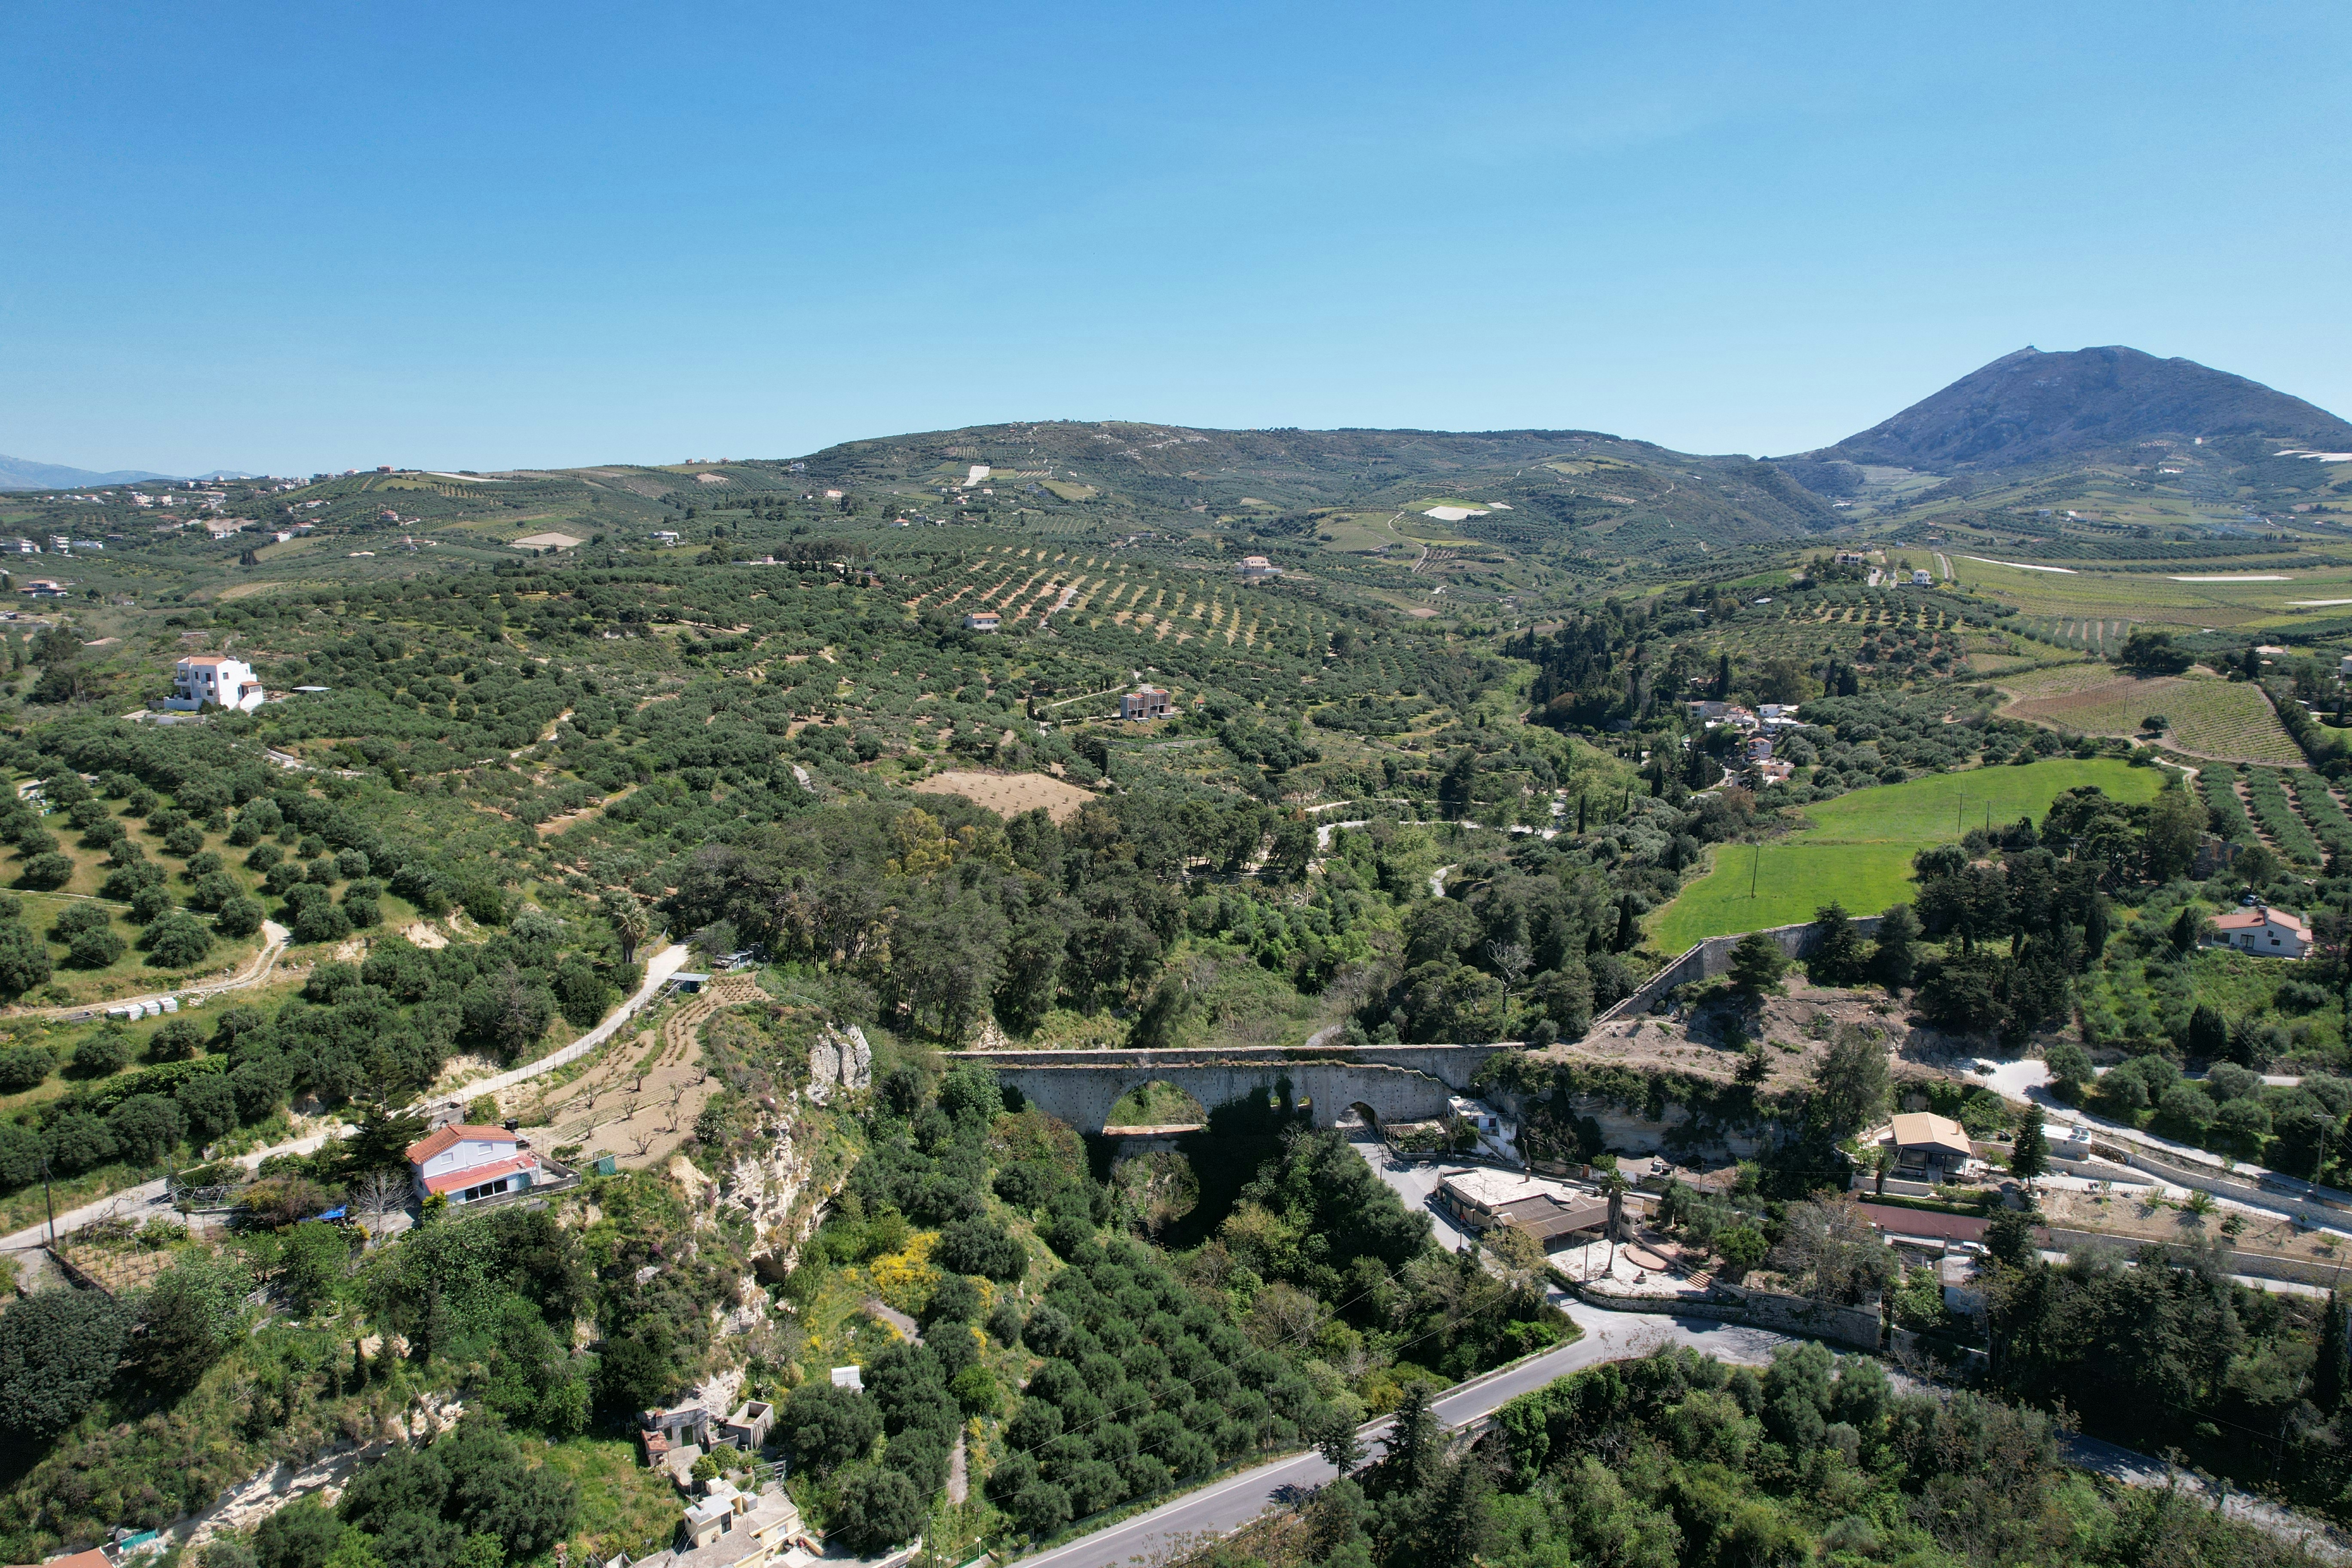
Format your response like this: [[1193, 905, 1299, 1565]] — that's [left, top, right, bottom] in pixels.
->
[[1569, 1280, 1884, 1349], [1599, 915, 1884, 1024], [2043, 1225, 2352, 1289]]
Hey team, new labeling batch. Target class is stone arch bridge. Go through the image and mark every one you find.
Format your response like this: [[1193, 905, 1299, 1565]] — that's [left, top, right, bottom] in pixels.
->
[[943, 1044, 1513, 1135]]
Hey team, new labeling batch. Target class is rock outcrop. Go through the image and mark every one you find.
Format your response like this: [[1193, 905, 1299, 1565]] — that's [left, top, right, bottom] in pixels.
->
[[806, 1024, 872, 1102]]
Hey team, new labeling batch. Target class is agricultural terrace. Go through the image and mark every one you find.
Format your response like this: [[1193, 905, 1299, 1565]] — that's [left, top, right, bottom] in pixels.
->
[[1649, 758, 2166, 949], [1702, 585, 2009, 684], [1954, 555, 2352, 630], [1992, 665, 2301, 765]]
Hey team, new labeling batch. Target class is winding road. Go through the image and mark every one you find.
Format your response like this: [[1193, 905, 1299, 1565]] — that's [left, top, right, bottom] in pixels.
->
[[1008, 1124, 2352, 1567], [0, 943, 691, 1261], [1011, 1304, 1791, 1568], [12, 919, 292, 1023]]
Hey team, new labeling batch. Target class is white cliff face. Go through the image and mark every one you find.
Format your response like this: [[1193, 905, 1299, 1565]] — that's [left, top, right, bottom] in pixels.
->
[[723, 1115, 820, 1265], [719, 1021, 864, 1273], [805, 1024, 873, 1102], [178, 1393, 466, 1553]]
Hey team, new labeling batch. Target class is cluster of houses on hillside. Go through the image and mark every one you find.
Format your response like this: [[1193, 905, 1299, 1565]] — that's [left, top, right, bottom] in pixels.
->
[[621, 1391, 836, 1567], [1687, 698, 1807, 787]]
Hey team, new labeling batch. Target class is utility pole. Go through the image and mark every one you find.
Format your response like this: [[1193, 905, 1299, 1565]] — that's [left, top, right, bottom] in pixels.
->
[[1750, 842, 1761, 899], [41, 1155, 55, 1246]]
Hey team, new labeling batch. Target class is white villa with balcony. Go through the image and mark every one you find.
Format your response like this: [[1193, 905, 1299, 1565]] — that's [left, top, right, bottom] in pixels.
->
[[165, 654, 265, 712]]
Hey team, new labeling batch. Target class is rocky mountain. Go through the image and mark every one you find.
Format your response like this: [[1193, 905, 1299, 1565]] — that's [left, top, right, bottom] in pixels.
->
[[1795, 345, 2352, 476]]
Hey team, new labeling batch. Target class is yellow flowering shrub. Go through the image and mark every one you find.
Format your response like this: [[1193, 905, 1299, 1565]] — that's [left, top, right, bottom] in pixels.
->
[[866, 1231, 940, 1316]]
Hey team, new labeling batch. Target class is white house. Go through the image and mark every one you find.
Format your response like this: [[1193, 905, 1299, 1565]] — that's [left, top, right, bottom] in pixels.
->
[[407, 1123, 543, 1206], [1910, 568, 1933, 586], [165, 654, 265, 713], [962, 610, 1001, 633], [2207, 903, 2312, 959], [1238, 554, 1282, 581]]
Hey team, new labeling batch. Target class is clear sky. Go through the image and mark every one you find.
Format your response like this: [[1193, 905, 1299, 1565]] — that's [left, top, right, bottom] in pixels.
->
[[3, 1, 2346, 476]]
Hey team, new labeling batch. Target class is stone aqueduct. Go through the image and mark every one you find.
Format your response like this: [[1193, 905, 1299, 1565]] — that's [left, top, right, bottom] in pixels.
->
[[943, 1044, 1513, 1134]]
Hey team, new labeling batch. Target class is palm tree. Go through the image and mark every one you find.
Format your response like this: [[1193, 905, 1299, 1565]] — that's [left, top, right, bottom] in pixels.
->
[[607, 894, 651, 967]]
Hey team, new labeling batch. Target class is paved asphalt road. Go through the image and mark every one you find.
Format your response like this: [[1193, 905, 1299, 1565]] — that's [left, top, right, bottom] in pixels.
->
[[1011, 1302, 1790, 1568], [1014, 1127, 2352, 1568]]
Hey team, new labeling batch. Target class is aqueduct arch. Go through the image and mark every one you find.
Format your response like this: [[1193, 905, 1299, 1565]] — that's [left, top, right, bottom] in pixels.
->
[[947, 1044, 1508, 1136]]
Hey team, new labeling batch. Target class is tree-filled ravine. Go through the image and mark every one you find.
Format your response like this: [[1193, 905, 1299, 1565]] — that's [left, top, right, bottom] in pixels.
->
[[1178, 1341, 2323, 1568]]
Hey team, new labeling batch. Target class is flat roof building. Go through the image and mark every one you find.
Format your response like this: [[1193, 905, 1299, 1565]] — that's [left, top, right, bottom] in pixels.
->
[[165, 653, 265, 713], [1120, 685, 1173, 721], [1435, 1167, 1610, 1247]]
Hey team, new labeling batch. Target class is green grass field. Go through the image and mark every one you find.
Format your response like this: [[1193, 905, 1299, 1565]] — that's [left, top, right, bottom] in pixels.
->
[[1649, 759, 2168, 950]]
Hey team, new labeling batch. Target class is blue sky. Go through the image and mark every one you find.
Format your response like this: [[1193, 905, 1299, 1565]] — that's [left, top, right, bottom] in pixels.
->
[[3, 1, 2346, 475]]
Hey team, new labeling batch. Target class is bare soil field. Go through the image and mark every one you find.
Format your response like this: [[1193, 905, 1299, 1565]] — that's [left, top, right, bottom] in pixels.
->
[[508, 977, 762, 1171], [1553, 977, 1942, 1097], [914, 768, 1097, 824], [2040, 1188, 2352, 1268]]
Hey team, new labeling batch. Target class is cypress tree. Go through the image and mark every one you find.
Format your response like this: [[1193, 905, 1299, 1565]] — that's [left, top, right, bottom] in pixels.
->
[[2187, 1002, 2228, 1062], [2318, 1292, 2348, 1416], [2011, 1105, 2049, 1183], [2082, 897, 2111, 962]]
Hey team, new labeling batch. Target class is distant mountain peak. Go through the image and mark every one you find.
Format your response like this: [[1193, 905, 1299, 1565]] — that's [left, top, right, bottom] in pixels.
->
[[1796, 345, 2352, 475], [0, 452, 181, 490]]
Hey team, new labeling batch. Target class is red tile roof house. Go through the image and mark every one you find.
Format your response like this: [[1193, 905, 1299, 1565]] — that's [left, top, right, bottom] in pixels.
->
[[2207, 903, 2312, 959], [408, 1123, 543, 1207], [1120, 685, 1173, 720]]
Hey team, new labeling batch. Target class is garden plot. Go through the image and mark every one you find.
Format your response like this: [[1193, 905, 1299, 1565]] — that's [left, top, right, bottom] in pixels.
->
[[512, 982, 753, 1170], [913, 769, 1097, 824]]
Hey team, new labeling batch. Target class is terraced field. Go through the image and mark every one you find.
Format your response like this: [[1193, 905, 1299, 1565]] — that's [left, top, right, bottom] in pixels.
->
[[2199, 763, 2257, 841], [2243, 768, 2324, 864], [1993, 665, 2301, 764], [2289, 771, 2352, 862]]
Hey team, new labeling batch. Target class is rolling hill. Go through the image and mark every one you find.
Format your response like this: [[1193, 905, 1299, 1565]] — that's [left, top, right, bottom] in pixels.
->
[[784, 420, 1841, 568]]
